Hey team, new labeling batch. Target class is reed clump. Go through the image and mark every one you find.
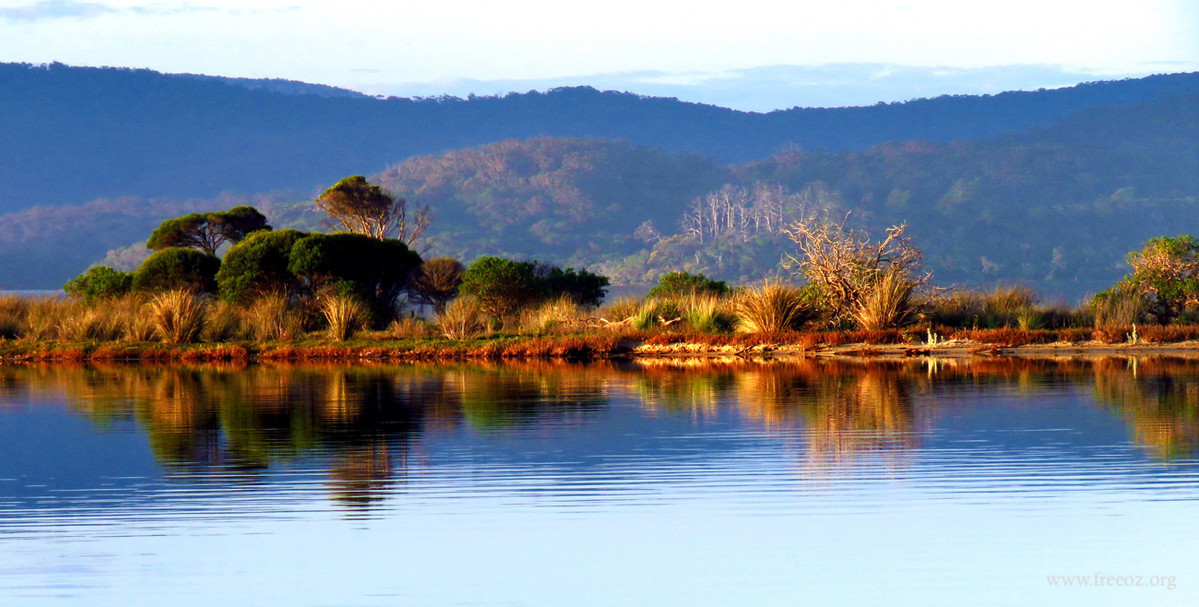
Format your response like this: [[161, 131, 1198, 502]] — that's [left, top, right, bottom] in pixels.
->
[[148, 289, 207, 344], [521, 296, 589, 334], [853, 271, 917, 330], [438, 296, 487, 340], [320, 295, 367, 342], [679, 293, 734, 333], [734, 281, 813, 333], [244, 293, 305, 341]]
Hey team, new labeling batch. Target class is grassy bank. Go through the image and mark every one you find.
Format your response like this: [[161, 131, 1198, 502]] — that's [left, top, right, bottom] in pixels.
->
[[4, 323, 1198, 364]]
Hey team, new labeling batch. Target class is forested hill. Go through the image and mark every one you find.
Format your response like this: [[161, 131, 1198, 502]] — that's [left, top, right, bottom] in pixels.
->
[[4, 62, 1199, 212]]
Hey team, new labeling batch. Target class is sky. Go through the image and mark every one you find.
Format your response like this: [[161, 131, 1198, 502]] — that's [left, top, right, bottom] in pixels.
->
[[1, 0, 1197, 111]]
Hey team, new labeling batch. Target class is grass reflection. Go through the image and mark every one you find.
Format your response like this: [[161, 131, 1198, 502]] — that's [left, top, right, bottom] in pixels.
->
[[3, 356, 1199, 512]]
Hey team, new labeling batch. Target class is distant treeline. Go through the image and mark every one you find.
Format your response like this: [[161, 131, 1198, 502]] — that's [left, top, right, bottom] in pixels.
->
[[3, 62, 1199, 210]]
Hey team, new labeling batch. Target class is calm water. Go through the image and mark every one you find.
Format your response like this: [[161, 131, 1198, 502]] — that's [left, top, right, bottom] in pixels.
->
[[1, 358, 1198, 605]]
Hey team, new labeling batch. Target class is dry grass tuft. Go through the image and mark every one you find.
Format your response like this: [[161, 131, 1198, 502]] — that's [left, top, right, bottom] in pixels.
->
[[437, 296, 487, 340], [853, 272, 917, 330], [320, 295, 367, 341], [148, 290, 207, 344], [734, 281, 812, 333], [244, 293, 304, 341], [521, 296, 589, 334]]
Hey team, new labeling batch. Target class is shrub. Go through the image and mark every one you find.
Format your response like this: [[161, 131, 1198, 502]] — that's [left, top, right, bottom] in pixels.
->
[[647, 271, 729, 298], [459, 257, 544, 320], [132, 248, 220, 294], [63, 266, 133, 302], [544, 267, 609, 307], [147, 290, 207, 344], [288, 232, 421, 326], [437, 296, 487, 340], [735, 281, 814, 333], [216, 229, 308, 304]]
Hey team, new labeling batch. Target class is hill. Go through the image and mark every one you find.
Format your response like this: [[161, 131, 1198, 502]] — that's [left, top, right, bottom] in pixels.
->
[[3, 62, 1199, 213]]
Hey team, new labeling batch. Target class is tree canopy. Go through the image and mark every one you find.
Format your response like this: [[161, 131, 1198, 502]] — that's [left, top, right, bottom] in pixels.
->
[[63, 266, 133, 302], [215, 229, 310, 304], [146, 206, 270, 256], [315, 175, 428, 245], [132, 248, 221, 294], [287, 233, 422, 324]]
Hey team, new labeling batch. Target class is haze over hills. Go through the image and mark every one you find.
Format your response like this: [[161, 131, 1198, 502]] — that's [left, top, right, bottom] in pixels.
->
[[1, 62, 1198, 298]]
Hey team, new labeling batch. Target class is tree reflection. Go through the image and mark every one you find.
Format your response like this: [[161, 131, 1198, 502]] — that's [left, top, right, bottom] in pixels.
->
[[1092, 357, 1199, 458]]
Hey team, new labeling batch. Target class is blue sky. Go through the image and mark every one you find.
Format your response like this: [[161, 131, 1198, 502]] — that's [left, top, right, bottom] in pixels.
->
[[1, 0, 1196, 110]]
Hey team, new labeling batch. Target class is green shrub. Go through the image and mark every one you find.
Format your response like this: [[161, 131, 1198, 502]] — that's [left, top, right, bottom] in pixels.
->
[[132, 248, 220, 294], [647, 271, 729, 298], [63, 266, 133, 302], [216, 229, 308, 304], [288, 233, 421, 326]]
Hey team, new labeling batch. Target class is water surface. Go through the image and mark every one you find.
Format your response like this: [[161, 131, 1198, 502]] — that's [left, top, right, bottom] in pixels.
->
[[1, 358, 1197, 605]]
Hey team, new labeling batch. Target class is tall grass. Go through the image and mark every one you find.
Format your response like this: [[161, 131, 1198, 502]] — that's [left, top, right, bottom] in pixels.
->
[[244, 293, 305, 341], [853, 272, 916, 330], [202, 300, 245, 342], [321, 295, 366, 341], [1090, 288, 1145, 327], [521, 296, 588, 334], [598, 296, 641, 324], [148, 290, 207, 344], [679, 293, 734, 333], [437, 296, 487, 340], [734, 281, 812, 333]]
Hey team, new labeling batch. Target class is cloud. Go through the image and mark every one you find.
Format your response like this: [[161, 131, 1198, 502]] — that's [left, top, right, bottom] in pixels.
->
[[0, 0, 114, 21]]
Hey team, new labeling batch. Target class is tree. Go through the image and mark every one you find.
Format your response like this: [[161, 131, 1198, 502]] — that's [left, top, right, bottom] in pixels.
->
[[458, 257, 543, 319], [544, 266, 609, 308], [287, 233, 422, 325], [784, 214, 928, 326], [1121, 235, 1199, 322], [215, 229, 309, 304], [647, 271, 729, 298], [63, 266, 133, 302], [410, 257, 465, 314], [132, 248, 220, 294], [316, 175, 430, 247], [146, 206, 270, 256]]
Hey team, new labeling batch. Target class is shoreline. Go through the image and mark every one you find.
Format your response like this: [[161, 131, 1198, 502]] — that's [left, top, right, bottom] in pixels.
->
[[3, 333, 1199, 364]]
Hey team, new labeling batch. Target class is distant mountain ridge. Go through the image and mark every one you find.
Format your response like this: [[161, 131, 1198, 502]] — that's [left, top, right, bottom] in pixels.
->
[[3, 62, 1198, 213]]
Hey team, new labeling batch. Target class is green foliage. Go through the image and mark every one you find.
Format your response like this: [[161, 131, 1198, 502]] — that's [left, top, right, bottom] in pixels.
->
[[459, 256, 611, 319], [544, 267, 609, 308], [1123, 235, 1199, 322], [215, 229, 309, 304], [459, 257, 544, 319], [647, 271, 729, 298], [146, 206, 270, 256], [63, 266, 133, 302], [132, 248, 220, 294], [287, 233, 422, 325]]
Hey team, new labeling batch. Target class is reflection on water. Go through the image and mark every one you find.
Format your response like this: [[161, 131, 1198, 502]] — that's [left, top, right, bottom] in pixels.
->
[[3, 357, 1199, 605]]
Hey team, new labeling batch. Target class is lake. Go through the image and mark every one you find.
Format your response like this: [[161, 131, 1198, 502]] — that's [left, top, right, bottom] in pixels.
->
[[1, 357, 1197, 605]]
